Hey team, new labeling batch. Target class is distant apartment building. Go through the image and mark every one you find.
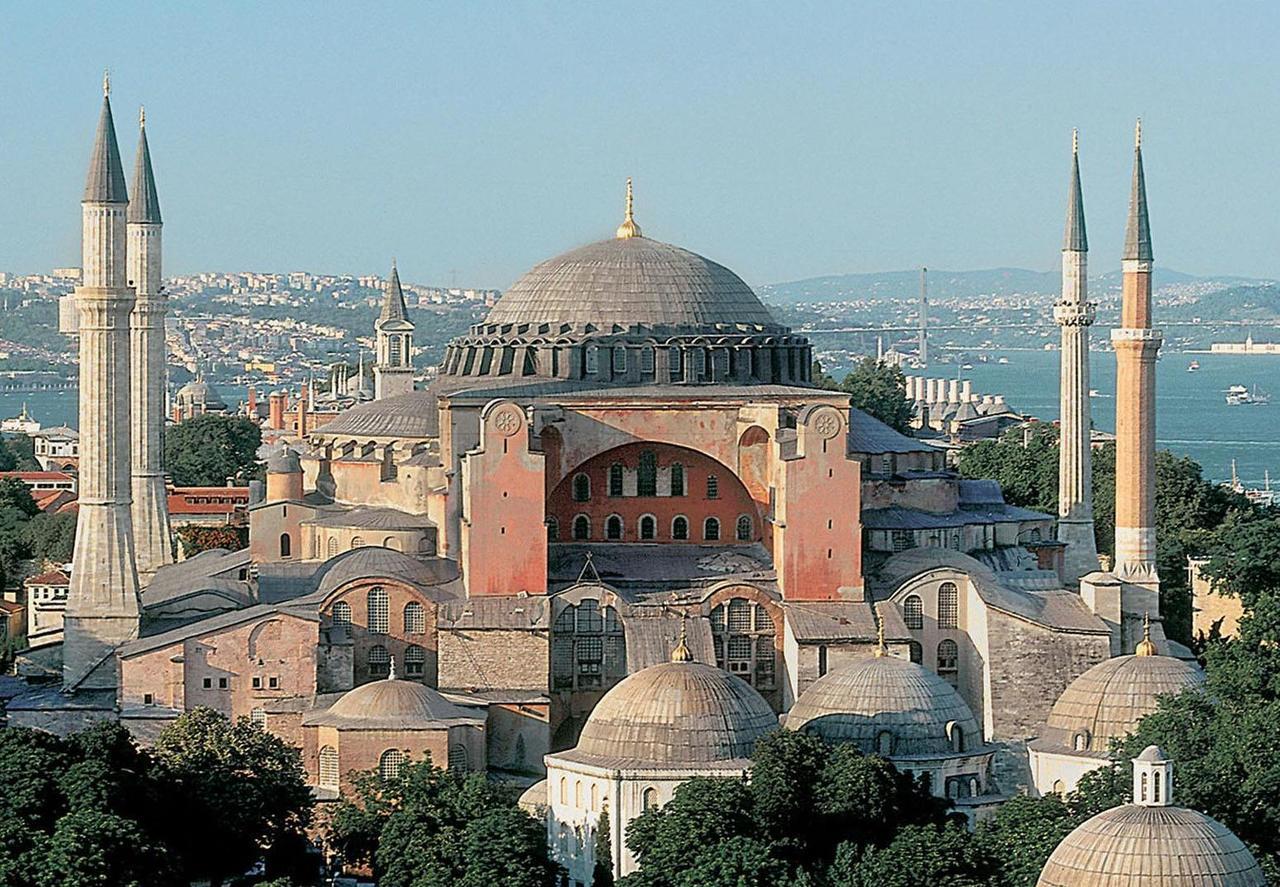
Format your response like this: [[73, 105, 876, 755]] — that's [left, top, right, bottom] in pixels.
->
[[31, 426, 79, 471]]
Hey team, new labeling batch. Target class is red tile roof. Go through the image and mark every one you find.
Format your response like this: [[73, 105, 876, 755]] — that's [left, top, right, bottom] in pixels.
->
[[25, 570, 69, 586]]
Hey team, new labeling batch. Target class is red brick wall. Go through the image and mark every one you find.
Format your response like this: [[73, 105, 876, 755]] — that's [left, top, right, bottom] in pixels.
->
[[319, 578, 440, 686]]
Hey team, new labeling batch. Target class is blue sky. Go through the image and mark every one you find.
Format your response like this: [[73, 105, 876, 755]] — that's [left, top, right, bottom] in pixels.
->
[[1, 2, 1277, 287]]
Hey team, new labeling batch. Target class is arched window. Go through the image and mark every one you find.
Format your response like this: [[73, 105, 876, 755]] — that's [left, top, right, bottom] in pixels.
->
[[590, 783, 599, 811], [551, 598, 626, 691], [949, 723, 965, 753], [404, 644, 426, 677], [903, 595, 924, 629], [640, 346, 655, 374], [612, 346, 627, 373], [332, 601, 351, 628], [448, 744, 469, 772], [1073, 731, 1090, 752], [606, 515, 623, 540], [639, 514, 657, 540], [319, 746, 339, 789], [703, 517, 720, 541], [368, 644, 390, 678], [710, 599, 776, 689], [279, 533, 291, 558], [546, 517, 559, 542], [367, 587, 389, 634], [312, 537, 320, 559], [637, 450, 657, 497], [672, 516, 689, 540], [1140, 772, 1149, 802], [379, 749, 404, 780], [573, 473, 591, 502], [876, 731, 894, 756], [404, 601, 425, 635], [1153, 769, 1162, 803], [642, 787, 658, 809], [1051, 779, 1065, 795], [670, 463, 685, 496], [706, 474, 719, 499], [908, 640, 923, 664], [326, 537, 338, 557], [668, 346, 682, 381], [937, 639, 959, 682], [585, 345, 599, 374], [938, 582, 958, 628], [573, 515, 591, 540], [574, 781, 582, 808], [351, 536, 365, 550], [736, 515, 752, 541], [608, 463, 624, 496]]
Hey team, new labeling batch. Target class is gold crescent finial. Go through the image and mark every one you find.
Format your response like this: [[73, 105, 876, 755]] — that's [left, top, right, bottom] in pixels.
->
[[1072, 128, 1079, 154], [103, 69, 110, 98], [616, 177, 642, 239], [1135, 117, 1142, 149], [1135, 611, 1157, 656], [671, 617, 693, 663], [139, 106, 145, 128]]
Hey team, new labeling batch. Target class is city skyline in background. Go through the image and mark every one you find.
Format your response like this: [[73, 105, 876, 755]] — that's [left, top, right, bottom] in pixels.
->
[[2, 2, 1278, 287]]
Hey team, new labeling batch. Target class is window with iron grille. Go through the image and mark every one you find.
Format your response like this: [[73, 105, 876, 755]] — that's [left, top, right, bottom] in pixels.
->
[[909, 641, 923, 664], [670, 463, 685, 496], [606, 515, 623, 540], [637, 450, 657, 496], [937, 639, 959, 682], [711, 598, 776, 690], [379, 749, 404, 780], [404, 644, 426, 676], [368, 587, 389, 634], [704, 517, 720, 540], [640, 346, 655, 373], [891, 530, 913, 552], [672, 516, 689, 540], [736, 515, 752, 541], [706, 474, 719, 499], [404, 601, 426, 635], [368, 644, 391, 677], [903, 595, 923, 629], [552, 600, 627, 691], [573, 515, 590, 540], [448, 744, 469, 772], [609, 463, 624, 496], [938, 582, 959, 628], [332, 600, 352, 627], [319, 746, 339, 788], [573, 473, 591, 502], [612, 347, 627, 373], [585, 345, 599, 374], [639, 515, 656, 540]]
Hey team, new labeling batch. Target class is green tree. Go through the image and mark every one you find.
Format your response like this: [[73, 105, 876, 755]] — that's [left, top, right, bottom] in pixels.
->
[[840, 358, 914, 433], [830, 822, 992, 887], [23, 511, 77, 566], [36, 810, 168, 887], [0, 478, 38, 519], [974, 794, 1078, 887], [623, 778, 758, 887], [672, 836, 791, 887], [593, 805, 616, 887], [816, 744, 950, 854], [163, 413, 263, 486], [748, 730, 827, 863]]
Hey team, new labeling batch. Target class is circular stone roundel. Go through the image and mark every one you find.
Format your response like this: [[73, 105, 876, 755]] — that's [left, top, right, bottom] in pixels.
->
[[813, 409, 841, 439], [493, 406, 523, 437]]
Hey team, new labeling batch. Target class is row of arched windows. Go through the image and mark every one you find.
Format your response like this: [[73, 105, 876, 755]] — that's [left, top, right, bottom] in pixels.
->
[[366, 643, 427, 677], [571, 468, 718, 502], [317, 535, 431, 558], [330, 595, 426, 636], [553, 514, 751, 543], [901, 582, 959, 630]]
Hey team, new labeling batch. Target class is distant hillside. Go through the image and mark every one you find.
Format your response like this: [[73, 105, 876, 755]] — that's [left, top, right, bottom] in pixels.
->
[[1164, 283, 1280, 321], [759, 267, 1248, 305]]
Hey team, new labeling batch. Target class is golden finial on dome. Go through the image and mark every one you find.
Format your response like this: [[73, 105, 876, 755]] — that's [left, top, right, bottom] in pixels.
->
[[671, 618, 693, 663], [615, 177, 642, 239], [873, 604, 887, 657], [1135, 612, 1157, 656]]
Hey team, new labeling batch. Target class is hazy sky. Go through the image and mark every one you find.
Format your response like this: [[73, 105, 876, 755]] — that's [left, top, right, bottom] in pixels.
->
[[2, 2, 1277, 288]]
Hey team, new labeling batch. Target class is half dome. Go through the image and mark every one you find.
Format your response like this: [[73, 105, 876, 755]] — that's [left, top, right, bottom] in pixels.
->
[[786, 653, 982, 757], [566, 660, 777, 767]]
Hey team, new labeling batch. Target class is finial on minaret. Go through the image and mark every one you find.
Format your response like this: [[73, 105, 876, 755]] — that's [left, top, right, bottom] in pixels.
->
[[616, 177, 642, 239], [1135, 117, 1142, 149], [1072, 128, 1079, 155], [1135, 612, 1157, 656], [671, 618, 693, 663], [103, 69, 110, 98], [872, 603, 887, 657], [139, 106, 145, 128]]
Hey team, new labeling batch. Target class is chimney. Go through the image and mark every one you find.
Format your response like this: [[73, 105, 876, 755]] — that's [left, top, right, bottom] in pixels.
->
[[948, 379, 959, 403]]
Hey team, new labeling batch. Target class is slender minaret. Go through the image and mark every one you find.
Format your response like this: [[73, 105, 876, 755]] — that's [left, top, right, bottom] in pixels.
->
[[128, 107, 173, 581], [1054, 130, 1099, 582], [918, 267, 929, 366], [1112, 119, 1161, 586], [374, 260, 415, 399], [64, 74, 142, 689]]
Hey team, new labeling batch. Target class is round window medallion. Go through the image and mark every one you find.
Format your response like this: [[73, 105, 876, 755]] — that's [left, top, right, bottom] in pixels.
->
[[494, 407, 523, 437]]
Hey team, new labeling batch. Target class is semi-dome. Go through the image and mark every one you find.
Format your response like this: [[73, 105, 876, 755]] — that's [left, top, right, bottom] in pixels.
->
[[305, 675, 483, 730], [786, 652, 983, 756], [312, 545, 459, 597], [566, 659, 777, 767], [1037, 652, 1204, 755]]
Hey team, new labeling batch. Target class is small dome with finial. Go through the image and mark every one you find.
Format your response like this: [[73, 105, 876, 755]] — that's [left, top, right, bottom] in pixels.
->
[[1135, 612, 1158, 657]]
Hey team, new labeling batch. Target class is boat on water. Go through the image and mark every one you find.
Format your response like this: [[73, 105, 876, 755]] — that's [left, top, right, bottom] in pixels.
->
[[997, 357, 1010, 364], [1088, 389, 1102, 398], [1225, 384, 1271, 406], [1188, 360, 1200, 372], [0, 403, 40, 435]]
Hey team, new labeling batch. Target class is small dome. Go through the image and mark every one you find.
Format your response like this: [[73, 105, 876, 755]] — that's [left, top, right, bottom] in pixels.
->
[[314, 546, 458, 597], [266, 447, 301, 474], [569, 661, 777, 767], [305, 678, 482, 730], [1037, 805, 1266, 886], [176, 378, 226, 408], [786, 654, 982, 756], [483, 236, 781, 330], [1040, 654, 1204, 753]]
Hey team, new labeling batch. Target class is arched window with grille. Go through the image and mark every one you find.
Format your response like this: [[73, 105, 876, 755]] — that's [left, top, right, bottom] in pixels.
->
[[672, 515, 689, 540], [637, 450, 657, 496], [326, 537, 338, 557], [938, 582, 959, 628], [609, 463, 624, 497], [367, 587, 389, 634], [876, 730, 894, 756], [551, 599, 627, 691], [606, 515, 623, 540], [736, 515, 752, 541], [404, 644, 426, 677], [908, 641, 923, 664], [937, 639, 959, 683], [704, 517, 720, 541], [573, 473, 591, 502], [573, 515, 590, 540], [670, 463, 685, 496], [612, 347, 627, 374], [642, 787, 658, 809], [404, 601, 425, 635], [639, 514, 657, 540], [903, 595, 924, 630], [448, 744, 469, 772], [640, 346, 655, 374], [546, 517, 559, 542], [351, 536, 365, 550], [250, 707, 266, 728], [368, 644, 391, 678], [319, 746, 339, 789], [379, 749, 404, 780], [710, 599, 776, 690], [585, 345, 599, 374], [706, 474, 719, 499], [332, 601, 352, 628]]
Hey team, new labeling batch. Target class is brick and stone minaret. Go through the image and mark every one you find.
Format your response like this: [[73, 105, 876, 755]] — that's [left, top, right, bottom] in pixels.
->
[[128, 107, 173, 581], [1054, 131, 1099, 583], [1111, 120, 1161, 586], [374, 261, 415, 399], [64, 75, 142, 689]]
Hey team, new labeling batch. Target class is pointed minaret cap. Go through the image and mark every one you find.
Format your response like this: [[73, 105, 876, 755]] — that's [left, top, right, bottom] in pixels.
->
[[378, 259, 409, 324], [615, 178, 643, 239], [84, 73, 129, 204], [1123, 118, 1153, 262], [1135, 612, 1158, 656], [1063, 128, 1087, 252], [670, 619, 693, 663], [128, 105, 162, 224]]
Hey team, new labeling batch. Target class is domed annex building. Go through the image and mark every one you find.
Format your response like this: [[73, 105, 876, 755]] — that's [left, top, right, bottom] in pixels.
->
[[543, 634, 778, 882], [1028, 623, 1205, 797], [1036, 747, 1266, 887]]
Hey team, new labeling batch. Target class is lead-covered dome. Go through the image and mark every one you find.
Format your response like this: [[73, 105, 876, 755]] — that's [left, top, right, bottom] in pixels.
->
[[484, 236, 780, 330], [565, 660, 777, 767], [786, 653, 983, 756], [305, 677, 483, 730]]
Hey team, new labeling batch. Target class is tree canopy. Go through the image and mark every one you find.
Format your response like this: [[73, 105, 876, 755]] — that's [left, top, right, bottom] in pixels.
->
[[812, 358, 915, 433], [163, 413, 263, 486]]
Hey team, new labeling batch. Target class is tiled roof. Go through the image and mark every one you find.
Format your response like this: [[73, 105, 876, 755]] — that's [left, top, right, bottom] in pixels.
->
[[783, 600, 909, 643], [305, 506, 434, 531], [847, 408, 935, 454], [25, 570, 69, 586]]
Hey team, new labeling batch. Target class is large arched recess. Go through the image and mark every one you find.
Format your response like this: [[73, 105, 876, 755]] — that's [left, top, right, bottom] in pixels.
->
[[546, 441, 763, 544]]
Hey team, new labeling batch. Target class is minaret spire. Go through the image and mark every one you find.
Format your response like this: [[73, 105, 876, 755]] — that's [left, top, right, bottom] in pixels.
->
[[374, 259, 415, 399], [1055, 129, 1099, 582], [1124, 118, 1153, 263]]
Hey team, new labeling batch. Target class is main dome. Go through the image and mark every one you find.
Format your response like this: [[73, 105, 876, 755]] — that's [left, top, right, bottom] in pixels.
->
[[786, 653, 983, 756], [483, 236, 781, 330], [565, 660, 777, 767]]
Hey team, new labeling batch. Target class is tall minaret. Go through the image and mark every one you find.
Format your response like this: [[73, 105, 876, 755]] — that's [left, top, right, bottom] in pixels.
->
[[1112, 119, 1161, 587], [128, 107, 173, 581], [63, 74, 142, 689], [374, 260, 415, 399], [1054, 130, 1099, 582]]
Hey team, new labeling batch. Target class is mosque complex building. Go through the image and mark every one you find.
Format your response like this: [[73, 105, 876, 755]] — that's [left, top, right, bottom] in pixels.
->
[[7, 84, 1233, 884]]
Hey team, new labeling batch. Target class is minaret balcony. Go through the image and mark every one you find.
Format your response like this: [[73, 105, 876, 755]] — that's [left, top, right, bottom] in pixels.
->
[[1053, 303, 1096, 326]]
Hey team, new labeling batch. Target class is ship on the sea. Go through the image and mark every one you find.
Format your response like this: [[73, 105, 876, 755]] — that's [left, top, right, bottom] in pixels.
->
[[1225, 384, 1271, 406], [1211, 335, 1280, 355], [0, 403, 40, 435], [1187, 360, 1200, 372]]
